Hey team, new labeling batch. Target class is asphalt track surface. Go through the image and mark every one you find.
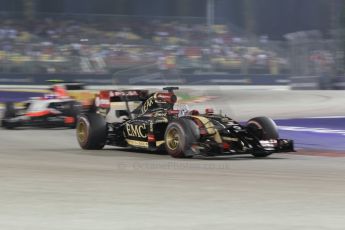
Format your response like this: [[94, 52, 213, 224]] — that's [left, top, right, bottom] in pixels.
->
[[1, 89, 345, 230]]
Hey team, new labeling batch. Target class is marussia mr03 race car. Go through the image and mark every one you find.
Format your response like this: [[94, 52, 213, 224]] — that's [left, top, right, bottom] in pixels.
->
[[1, 94, 81, 129], [49, 81, 96, 110], [1, 82, 96, 129], [76, 87, 294, 158]]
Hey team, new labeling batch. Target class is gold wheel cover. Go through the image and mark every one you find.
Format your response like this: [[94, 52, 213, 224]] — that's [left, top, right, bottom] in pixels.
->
[[166, 127, 180, 151], [77, 119, 88, 144]]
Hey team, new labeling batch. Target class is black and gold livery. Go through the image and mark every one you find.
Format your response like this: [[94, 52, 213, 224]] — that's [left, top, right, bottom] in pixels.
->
[[76, 87, 294, 158]]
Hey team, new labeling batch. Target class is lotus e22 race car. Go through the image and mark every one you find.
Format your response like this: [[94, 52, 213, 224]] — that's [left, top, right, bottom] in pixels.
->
[[76, 87, 294, 158]]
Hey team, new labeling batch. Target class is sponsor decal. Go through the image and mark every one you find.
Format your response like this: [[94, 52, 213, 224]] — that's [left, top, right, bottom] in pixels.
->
[[150, 122, 154, 132], [126, 123, 147, 138], [126, 139, 149, 148], [98, 98, 110, 106], [141, 96, 155, 114], [153, 111, 167, 117], [156, 140, 165, 146], [111, 91, 139, 97], [222, 137, 238, 141]]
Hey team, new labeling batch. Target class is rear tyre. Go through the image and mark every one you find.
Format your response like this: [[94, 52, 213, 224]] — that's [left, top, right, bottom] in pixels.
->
[[247, 116, 279, 158], [1, 119, 16, 129], [76, 113, 107, 150], [66, 101, 82, 128], [4, 102, 16, 118], [1, 102, 17, 129], [164, 119, 199, 158]]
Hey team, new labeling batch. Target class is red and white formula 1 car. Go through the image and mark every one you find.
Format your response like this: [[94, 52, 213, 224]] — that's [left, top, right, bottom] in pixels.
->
[[1, 93, 81, 129]]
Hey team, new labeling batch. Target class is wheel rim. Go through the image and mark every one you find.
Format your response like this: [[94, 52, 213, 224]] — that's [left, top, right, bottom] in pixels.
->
[[77, 120, 88, 144], [166, 127, 180, 151]]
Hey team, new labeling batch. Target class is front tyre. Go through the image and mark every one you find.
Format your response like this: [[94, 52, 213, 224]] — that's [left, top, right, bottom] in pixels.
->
[[76, 113, 107, 150], [247, 116, 279, 139], [247, 116, 279, 158]]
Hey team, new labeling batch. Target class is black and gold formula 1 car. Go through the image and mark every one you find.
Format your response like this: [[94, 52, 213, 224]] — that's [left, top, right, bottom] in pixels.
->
[[76, 87, 294, 158]]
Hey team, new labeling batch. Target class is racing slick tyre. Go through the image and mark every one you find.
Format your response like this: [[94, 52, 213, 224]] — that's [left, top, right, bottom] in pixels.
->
[[1, 119, 16, 129], [1, 102, 17, 129], [164, 118, 199, 158], [76, 113, 107, 150], [66, 101, 82, 128], [247, 116, 279, 158], [4, 102, 16, 118]]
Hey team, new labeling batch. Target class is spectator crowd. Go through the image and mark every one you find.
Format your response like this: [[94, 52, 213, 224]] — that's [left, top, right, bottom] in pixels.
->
[[0, 15, 289, 75]]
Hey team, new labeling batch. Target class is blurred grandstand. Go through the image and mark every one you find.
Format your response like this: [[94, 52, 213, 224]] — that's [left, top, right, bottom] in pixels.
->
[[0, 13, 290, 75], [285, 30, 344, 77]]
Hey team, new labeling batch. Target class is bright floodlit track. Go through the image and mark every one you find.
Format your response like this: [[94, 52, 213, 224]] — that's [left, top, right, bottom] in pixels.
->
[[1, 89, 345, 230]]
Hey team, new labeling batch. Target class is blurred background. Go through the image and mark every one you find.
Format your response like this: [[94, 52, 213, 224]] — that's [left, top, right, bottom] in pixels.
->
[[2, 4, 345, 230], [0, 0, 344, 88]]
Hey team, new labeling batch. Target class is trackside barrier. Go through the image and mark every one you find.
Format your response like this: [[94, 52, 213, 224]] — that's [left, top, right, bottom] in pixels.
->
[[289, 76, 333, 90], [0, 73, 290, 86], [332, 76, 345, 90]]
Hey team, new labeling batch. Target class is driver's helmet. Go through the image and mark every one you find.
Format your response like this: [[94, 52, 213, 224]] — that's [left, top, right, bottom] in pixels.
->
[[178, 105, 189, 117]]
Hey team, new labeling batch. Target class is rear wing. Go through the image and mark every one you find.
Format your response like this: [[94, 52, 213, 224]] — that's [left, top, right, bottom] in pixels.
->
[[96, 90, 149, 108], [61, 83, 86, 90], [48, 80, 86, 91]]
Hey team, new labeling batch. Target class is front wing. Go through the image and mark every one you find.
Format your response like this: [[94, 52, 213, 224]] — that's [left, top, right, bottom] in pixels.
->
[[190, 138, 294, 157]]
